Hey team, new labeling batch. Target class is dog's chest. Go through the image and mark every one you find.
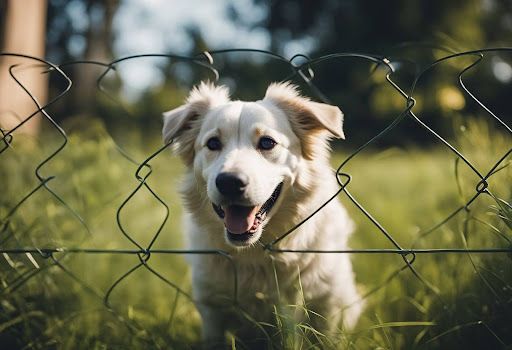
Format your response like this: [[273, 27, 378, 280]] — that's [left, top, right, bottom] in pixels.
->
[[197, 252, 318, 306], [238, 259, 295, 301]]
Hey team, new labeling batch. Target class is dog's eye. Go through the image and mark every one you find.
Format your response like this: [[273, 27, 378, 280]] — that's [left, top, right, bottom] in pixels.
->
[[258, 136, 277, 150], [206, 137, 222, 151]]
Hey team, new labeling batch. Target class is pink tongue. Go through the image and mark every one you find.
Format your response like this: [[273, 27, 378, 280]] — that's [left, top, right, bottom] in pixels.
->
[[224, 205, 259, 234]]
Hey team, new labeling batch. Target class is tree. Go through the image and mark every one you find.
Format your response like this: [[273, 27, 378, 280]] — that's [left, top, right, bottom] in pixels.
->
[[44, 0, 120, 120], [0, 0, 48, 135]]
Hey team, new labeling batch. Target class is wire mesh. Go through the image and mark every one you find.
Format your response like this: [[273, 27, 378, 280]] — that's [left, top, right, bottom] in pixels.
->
[[0, 48, 511, 348]]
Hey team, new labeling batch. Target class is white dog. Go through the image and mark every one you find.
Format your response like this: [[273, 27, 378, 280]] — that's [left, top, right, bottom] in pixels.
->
[[163, 82, 363, 347]]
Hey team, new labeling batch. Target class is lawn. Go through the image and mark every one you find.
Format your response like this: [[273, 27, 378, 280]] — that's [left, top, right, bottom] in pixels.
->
[[0, 117, 510, 349]]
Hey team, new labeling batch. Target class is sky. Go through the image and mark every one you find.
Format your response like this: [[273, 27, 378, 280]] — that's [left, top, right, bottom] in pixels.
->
[[112, 0, 270, 96], [114, 0, 270, 55], [108, 0, 321, 97]]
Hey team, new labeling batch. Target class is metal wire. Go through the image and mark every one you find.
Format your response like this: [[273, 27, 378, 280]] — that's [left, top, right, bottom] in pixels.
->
[[0, 48, 511, 347]]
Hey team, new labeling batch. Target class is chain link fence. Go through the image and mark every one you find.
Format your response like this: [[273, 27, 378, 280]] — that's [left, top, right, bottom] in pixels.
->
[[0, 48, 511, 348]]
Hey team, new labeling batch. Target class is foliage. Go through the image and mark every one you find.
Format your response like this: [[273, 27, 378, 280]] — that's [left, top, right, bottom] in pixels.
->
[[41, 1, 512, 146]]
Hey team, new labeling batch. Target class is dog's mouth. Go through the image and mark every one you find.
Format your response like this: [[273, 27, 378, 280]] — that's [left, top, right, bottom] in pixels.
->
[[212, 182, 283, 243]]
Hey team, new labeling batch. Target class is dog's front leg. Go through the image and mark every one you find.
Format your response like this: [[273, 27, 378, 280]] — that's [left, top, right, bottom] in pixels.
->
[[197, 304, 227, 348]]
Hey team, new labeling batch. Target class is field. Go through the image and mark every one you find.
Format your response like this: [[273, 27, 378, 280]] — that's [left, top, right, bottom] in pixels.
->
[[0, 117, 510, 349]]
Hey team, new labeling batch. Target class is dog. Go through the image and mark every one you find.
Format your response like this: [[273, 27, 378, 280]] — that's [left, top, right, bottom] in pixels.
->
[[163, 81, 363, 347]]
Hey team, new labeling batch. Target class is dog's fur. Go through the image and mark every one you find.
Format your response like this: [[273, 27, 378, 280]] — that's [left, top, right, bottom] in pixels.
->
[[163, 82, 363, 346]]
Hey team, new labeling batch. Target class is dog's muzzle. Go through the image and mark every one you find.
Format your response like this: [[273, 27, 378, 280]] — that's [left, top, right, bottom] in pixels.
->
[[212, 182, 283, 244]]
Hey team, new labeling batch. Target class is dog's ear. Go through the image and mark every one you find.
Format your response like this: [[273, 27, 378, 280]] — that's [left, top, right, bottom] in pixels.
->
[[301, 100, 345, 139], [263, 82, 344, 159], [162, 82, 230, 163], [163, 82, 230, 144], [162, 104, 192, 144]]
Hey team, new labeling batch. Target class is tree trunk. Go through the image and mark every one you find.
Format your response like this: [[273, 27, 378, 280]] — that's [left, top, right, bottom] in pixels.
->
[[0, 0, 48, 135], [72, 0, 119, 116]]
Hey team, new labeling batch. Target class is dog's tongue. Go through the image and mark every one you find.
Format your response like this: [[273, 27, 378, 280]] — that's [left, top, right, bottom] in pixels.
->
[[224, 205, 259, 234]]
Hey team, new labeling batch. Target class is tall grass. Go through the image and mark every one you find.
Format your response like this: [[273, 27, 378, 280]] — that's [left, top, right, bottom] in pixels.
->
[[335, 118, 511, 349], [0, 117, 510, 349]]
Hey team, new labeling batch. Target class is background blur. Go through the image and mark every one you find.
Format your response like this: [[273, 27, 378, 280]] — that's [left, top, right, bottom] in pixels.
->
[[1, 1, 511, 349], [1, 0, 512, 143]]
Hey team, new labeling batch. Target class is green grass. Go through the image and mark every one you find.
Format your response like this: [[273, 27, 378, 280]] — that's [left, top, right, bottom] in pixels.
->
[[0, 117, 510, 349]]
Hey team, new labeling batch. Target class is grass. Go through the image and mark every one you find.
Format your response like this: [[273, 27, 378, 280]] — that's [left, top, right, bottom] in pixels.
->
[[0, 117, 510, 349]]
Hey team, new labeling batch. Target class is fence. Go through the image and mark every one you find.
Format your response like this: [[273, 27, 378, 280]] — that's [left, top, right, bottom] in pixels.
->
[[0, 48, 511, 348]]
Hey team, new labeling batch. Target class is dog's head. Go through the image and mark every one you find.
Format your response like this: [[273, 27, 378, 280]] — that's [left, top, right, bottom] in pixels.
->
[[163, 82, 344, 248]]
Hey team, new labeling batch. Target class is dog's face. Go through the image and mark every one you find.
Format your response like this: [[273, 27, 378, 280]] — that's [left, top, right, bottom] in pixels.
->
[[163, 82, 344, 248]]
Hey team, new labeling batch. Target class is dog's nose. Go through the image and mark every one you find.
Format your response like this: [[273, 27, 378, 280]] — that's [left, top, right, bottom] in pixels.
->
[[216, 172, 248, 198]]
